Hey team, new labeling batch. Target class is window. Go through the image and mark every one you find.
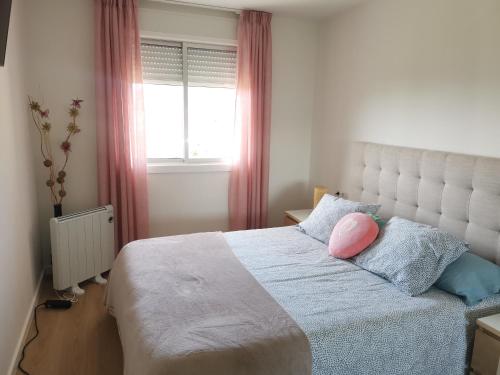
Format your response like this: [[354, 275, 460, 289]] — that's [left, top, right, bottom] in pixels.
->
[[141, 39, 237, 164]]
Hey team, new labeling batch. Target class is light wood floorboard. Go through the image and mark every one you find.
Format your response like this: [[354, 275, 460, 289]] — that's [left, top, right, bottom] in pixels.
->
[[16, 276, 123, 375]]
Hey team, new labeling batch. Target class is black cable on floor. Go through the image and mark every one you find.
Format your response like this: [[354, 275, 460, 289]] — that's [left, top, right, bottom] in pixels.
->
[[17, 302, 46, 375]]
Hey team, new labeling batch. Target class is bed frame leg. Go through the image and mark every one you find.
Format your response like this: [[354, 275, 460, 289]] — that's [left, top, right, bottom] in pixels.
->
[[94, 274, 107, 285]]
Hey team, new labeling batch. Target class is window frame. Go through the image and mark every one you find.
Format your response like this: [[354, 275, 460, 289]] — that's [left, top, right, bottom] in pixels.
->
[[141, 37, 237, 170]]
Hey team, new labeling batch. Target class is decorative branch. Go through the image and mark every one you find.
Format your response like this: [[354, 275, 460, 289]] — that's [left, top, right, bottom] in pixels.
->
[[28, 97, 84, 205]]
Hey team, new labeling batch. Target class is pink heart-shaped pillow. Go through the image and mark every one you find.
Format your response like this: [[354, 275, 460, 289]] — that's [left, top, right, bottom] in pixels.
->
[[329, 213, 379, 259]]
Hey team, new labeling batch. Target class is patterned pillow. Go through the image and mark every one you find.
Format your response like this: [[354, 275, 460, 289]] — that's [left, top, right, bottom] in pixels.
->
[[354, 217, 470, 296], [298, 195, 380, 244]]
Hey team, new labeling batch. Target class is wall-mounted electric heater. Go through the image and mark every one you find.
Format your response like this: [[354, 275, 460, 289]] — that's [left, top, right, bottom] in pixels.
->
[[50, 205, 115, 295]]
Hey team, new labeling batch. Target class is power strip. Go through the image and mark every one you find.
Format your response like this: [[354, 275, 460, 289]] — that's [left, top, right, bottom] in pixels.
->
[[44, 299, 72, 309]]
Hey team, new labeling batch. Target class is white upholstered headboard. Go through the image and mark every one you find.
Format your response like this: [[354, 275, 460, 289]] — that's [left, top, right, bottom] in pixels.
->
[[344, 142, 500, 264]]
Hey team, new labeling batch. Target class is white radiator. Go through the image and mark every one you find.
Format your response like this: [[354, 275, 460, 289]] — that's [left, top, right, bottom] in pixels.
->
[[50, 205, 115, 294]]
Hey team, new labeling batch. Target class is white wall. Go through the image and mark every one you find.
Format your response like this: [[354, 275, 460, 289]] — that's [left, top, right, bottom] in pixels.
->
[[148, 171, 231, 236], [0, 1, 42, 373], [23, 0, 97, 264], [141, 1, 319, 235], [311, 0, 500, 193], [268, 15, 318, 225]]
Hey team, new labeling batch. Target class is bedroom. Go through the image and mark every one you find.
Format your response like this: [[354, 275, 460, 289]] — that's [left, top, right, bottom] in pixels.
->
[[1, 0, 500, 374]]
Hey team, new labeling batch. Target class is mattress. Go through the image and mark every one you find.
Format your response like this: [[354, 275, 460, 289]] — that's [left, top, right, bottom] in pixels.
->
[[225, 226, 500, 375]]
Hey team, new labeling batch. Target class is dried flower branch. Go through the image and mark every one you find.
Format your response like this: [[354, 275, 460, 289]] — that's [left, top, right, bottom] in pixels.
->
[[28, 97, 84, 205]]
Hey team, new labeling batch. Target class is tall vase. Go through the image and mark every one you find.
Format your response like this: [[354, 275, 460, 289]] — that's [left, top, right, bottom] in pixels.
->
[[53, 203, 63, 218]]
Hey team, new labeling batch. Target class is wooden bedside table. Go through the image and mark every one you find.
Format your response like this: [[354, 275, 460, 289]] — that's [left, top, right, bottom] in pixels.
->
[[284, 209, 312, 226], [471, 314, 500, 375]]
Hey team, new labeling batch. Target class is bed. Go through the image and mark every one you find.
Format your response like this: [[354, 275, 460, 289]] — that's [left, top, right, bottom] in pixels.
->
[[106, 142, 500, 375]]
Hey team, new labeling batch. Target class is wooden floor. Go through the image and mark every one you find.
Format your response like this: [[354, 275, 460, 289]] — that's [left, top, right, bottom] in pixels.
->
[[16, 276, 123, 375]]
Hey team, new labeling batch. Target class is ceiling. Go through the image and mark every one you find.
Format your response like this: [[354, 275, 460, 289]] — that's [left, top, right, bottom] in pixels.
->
[[163, 0, 365, 19]]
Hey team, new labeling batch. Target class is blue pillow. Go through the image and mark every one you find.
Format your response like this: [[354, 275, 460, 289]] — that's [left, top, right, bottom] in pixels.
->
[[435, 252, 500, 305]]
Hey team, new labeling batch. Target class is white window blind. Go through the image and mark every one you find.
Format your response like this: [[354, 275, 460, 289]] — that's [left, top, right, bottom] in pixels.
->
[[141, 41, 183, 84], [187, 47, 237, 88]]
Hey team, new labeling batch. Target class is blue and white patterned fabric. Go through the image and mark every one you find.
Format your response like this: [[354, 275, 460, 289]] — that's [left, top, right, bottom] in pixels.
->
[[225, 226, 500, 375], [298, 195, 380, 244], [354, 216, 470, 296]]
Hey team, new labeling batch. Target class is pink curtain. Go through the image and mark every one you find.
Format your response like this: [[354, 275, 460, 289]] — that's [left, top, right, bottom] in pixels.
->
[[94, 0, 149, 250], [229, 10, 272, 231]]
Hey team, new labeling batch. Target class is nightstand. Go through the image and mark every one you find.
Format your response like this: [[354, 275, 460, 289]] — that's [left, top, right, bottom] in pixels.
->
[[283, 209, 312, 226], [471, 314, 500, 375]]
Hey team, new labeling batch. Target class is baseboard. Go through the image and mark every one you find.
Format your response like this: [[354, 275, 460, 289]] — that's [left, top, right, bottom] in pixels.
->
[[8, 268, 46, 375]]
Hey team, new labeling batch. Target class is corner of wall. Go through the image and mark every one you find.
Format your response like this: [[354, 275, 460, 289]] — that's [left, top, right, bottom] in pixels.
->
[[0, 0, 44, 373]]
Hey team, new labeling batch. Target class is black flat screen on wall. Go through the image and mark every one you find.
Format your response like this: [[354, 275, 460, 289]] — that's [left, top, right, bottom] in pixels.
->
[[0, 0, 12, 67]]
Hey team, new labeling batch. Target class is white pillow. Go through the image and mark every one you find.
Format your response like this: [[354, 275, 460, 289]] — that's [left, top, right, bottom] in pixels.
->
[[298, 194, 380, 244], [354, 217, 470, 296]]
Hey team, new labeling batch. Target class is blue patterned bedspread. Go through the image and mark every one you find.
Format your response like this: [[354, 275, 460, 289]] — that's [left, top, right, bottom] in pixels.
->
[[225, 226, 500, 375]]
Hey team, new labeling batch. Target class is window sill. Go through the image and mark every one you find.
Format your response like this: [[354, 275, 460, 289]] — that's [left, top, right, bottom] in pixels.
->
[[147, 162, 232, 174]]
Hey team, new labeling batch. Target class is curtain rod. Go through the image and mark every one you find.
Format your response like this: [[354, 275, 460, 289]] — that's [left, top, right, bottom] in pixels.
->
[[148, 0, 241, 15]]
